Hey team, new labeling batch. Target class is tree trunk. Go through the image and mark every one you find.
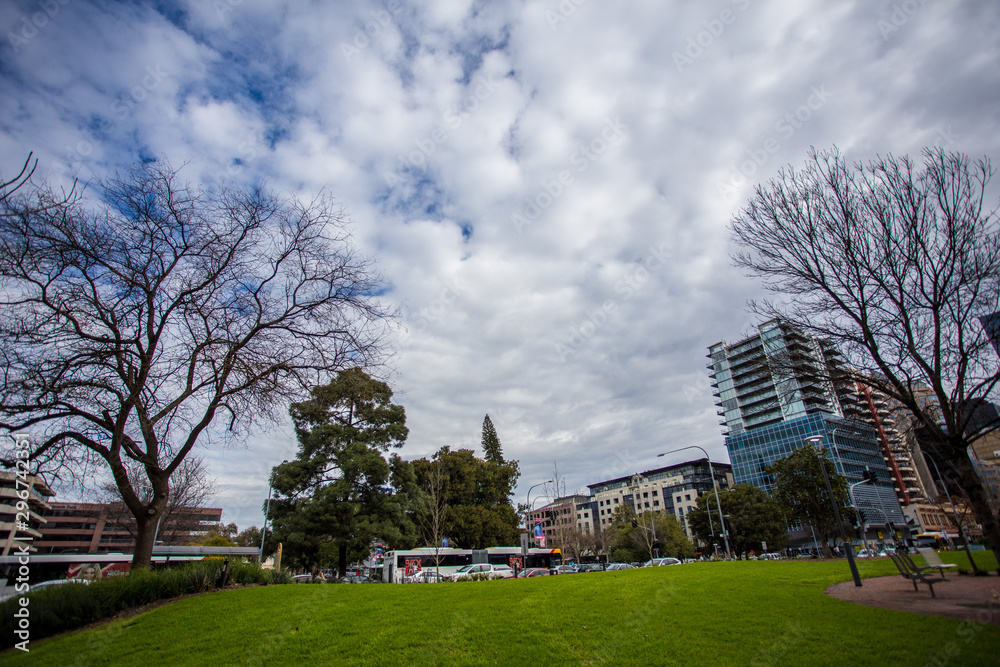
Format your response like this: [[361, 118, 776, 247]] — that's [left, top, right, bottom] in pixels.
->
[[955, 456, 1000, 571], [126, 471, 170, 571], [338, 542, 348, 578], [131, 510, 160, 570]]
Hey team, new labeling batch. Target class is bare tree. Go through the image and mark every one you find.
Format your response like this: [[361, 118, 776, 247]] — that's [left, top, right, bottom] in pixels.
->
[[731, 146, 1000, 563], [0, 153, 37, 203], [94, 455, 219, 546], [417, 461, 449, 580], [0, 160, 391, 568]]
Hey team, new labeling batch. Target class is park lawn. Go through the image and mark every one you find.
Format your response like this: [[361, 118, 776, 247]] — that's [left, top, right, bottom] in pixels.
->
[[3, 559, 997, 666], [932, 549, 999, 572]]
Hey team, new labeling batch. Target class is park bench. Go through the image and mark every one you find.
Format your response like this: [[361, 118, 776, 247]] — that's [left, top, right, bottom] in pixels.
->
[[916, 548, 958, 578], [889, 553, 948, 598]]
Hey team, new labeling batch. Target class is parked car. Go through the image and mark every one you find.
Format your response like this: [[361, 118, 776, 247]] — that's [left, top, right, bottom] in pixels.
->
[[341, 574, 376, 584], [605, 563, 633, 571], [446, 564, 514, 581], [550, 564, 579, 575], [30, 578, 92, 591], [291, 574, 314, 583], [515, 568, 551, 578], [406, 570, 443, 583], [643, 558, 681, 567], [577, 563, 604, 573]]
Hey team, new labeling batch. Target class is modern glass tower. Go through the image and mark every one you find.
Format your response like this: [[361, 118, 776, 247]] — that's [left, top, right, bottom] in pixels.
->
[[708, 320, 905, 530]]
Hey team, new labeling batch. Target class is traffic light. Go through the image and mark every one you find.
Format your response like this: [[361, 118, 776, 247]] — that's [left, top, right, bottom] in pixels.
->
[[631, 518, 638, 528]]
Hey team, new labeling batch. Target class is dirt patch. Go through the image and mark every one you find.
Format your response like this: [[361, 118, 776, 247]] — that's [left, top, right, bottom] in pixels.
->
[[825, 574, 1000, 626]]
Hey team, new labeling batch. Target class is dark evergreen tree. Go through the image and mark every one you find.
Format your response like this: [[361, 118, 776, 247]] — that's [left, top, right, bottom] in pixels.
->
[[481, 414, 503, 463], [766, 447, 853, 558], [268, 368, 419, 575], [687, 484, 788, 558], [412, 444, 521, 549]]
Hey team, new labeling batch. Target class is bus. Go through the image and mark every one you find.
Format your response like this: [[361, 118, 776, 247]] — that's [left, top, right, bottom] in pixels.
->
[[381, 547, 562, 583], [912, 532, 949, 550]]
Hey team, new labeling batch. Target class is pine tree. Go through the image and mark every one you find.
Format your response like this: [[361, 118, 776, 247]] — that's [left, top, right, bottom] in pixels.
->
[[481, 414, 503, 463]]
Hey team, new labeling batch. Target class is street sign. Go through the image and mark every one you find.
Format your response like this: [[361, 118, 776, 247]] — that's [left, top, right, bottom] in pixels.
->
[[520, 532, 529, 556]]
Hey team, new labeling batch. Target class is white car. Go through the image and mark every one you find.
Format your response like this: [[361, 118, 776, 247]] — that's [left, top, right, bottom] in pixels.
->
[[446, 564, 515, 580], [31, 578, 91, 591], [643, 558, 681, 567], [407, 570, 443, 583]]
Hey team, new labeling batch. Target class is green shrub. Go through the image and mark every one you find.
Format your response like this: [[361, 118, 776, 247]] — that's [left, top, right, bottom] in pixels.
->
[[0, 560, 278, 648]]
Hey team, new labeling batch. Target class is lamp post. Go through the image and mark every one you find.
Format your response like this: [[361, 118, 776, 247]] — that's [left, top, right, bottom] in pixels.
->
[[806, 435, 862, 587], [525, 480, 553, 549], [259, 460, 287, 562], [848, 477, 874, 553], [658, 446, 731, 559], [629, 473, 659, 559]]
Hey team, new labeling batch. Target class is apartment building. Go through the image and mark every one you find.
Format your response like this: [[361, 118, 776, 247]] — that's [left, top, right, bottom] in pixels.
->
[[0, 471, 54, 556], [587, 459, 733, 539], [35, 501, 222, 555], [708, 321, 906, 544]]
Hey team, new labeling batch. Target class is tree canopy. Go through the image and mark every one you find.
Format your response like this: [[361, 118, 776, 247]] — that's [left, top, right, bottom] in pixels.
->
[[687, 484, 788, 558], [0, 161, 390, 568], [766, 447, 852, 557], [731, 146, 1000, 561], [268, 368, 419, 575], [412, 438, 521, 549], [606, 504, 695, 562]]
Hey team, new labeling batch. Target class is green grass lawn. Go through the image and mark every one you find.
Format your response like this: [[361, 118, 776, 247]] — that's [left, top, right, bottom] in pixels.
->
[[932, 549, 999, 572], [4, 559, 998, 666]]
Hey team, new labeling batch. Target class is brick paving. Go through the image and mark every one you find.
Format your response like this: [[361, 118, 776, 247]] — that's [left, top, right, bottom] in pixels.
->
[[825, 574, 1000, 626]]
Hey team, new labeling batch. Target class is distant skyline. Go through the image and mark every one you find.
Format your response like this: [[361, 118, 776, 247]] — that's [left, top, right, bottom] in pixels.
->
[[2, 0, 998, 529]]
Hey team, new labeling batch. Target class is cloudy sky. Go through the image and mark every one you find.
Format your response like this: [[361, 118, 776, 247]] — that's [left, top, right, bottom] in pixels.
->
[[2, 0, 998, 530]]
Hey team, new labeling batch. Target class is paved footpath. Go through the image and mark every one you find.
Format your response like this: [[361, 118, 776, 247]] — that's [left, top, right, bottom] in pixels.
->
[[826, 574, 1000, 626]]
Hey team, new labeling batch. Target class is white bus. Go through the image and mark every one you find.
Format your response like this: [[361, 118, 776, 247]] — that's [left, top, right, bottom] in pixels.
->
[[381, 547, 562, 583]]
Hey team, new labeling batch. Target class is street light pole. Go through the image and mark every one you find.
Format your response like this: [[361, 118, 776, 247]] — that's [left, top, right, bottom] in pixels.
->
[[658, 446, 731, 559], [630, 473, 659, 559], [259, 460, 287, 562], [807, 436, 862, 587], [525, 480, 553, 550]]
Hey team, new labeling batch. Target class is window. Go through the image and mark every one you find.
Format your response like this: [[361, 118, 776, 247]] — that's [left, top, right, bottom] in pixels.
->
[[653, 501, 659, 507], [643, 492, 648, 499], [685, 494, 691, 501], [613, 498, 619, 504], [652, 490, 658, 497]]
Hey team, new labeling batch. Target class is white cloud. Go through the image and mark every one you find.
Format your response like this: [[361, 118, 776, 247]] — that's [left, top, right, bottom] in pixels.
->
[[3, 0, 998, 528]]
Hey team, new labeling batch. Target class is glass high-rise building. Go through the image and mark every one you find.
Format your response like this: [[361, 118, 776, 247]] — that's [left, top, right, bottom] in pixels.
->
[[708, 320, 905, 528]]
